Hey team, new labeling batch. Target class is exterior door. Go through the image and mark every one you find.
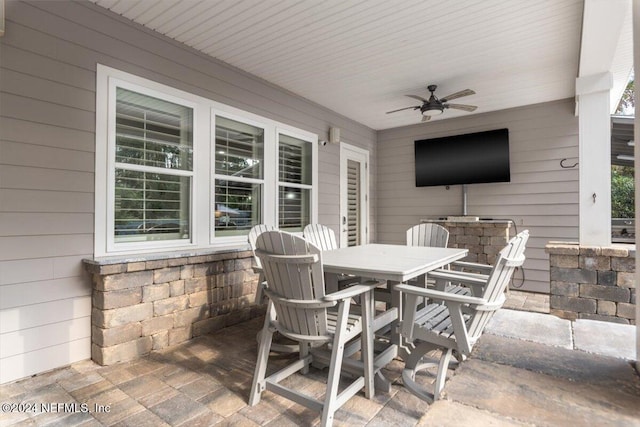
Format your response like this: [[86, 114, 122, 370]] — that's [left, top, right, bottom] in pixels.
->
[[340, 143, 369, 247]]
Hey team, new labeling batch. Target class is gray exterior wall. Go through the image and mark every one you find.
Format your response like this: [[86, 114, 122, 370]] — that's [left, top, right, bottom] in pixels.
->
[[376, 99, 580, 293], [0, 1, 376, 383]]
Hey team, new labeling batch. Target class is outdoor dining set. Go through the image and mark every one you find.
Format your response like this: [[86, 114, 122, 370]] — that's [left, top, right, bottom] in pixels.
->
[[245, 223, 529, 427]]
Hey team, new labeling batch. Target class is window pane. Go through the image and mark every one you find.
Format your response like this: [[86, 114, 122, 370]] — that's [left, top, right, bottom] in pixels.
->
[[215, 116, 264, 179], [279, 134, 312, 185], [116, 88, 193, 171], [215, 180, 262, 237], [114, 169, 190, 242], [279, 186, 310, 232]]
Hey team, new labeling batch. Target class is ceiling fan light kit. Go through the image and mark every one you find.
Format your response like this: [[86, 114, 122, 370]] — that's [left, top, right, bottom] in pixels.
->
[[422, 106, 444, 116], [387, 84, 477, 122]]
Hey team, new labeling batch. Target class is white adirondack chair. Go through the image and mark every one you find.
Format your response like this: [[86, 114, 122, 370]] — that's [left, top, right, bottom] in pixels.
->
[[396, 230, 529, 402], [303, 224, 362, 291], [249, 231, 380, 427], [303, 223, 339, 250], [248, 224, 276, 304], [405, 223, 450, 289], [434, 231, 527, 296], [406, 223, 449, 248], [248, 224, 298, 354]]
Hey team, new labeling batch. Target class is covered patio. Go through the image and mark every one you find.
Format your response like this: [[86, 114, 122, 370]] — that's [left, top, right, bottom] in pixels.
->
[[1, 0, 639, 425]]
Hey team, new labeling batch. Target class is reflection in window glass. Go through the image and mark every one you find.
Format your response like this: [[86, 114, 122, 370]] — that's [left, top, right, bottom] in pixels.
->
[[114, 88, 193, 244], [278, 134, 312, 233], [279, 186, 310, 233], [115, 88, 193, 171], [214, 116, 265, 238], [279, 134, 312, 185], [215, 116, 264, 179], [215, 180, 262, 237], [114, 170, 190, 242]]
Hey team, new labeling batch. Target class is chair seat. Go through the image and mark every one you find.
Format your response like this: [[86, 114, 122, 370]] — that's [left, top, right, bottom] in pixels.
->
[[414, 303, 471, 340], [326, 311, 362, 339], [444, 284, 473, 297]]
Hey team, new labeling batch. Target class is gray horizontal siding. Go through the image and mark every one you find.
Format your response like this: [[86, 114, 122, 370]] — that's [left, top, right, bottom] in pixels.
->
[[0, 0, 376, 383], [376, 98, 579, 293]]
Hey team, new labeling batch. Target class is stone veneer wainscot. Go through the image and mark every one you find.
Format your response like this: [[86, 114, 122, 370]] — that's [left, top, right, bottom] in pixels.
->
[[83, 248, 262, 365], [546, 242, 636, 325]]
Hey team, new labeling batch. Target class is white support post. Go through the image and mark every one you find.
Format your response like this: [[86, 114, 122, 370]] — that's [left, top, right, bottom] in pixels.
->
[[576, 72, 613, 246]]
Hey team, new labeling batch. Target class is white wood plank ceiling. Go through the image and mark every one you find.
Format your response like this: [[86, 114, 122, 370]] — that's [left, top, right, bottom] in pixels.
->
[[89, 0, 588, 130]]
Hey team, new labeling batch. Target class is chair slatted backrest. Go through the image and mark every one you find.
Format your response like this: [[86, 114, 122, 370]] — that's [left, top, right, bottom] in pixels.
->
[[256, 231, 330, 339], [466, 230, 529, 340], [304, 224, 339, 251], [406, 223, 449, 248], [248, 224, 276, 268]]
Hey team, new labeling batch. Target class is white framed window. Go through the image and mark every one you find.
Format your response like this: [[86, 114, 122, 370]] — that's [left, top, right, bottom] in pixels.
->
[[112, 87, 194, 244], [212, 114, 266, 242], [277, 130, 315, 233], [97, 73, 203, 255], [95, 65, 317, 256]]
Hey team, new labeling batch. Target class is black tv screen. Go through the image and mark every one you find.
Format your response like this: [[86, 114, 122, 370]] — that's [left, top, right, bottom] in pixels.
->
[[415, 128, 510, 187]]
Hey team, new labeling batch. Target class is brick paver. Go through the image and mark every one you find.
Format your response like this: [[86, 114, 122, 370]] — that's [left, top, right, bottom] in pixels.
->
[[1, 310, 638, 427]]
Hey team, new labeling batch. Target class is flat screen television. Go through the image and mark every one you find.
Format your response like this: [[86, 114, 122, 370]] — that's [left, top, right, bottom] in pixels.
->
[[415, 128, 510, 187]]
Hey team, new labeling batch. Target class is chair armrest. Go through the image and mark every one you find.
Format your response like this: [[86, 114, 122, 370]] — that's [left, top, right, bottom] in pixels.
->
[[264, 288, 336, 309], [429, 270, 488, 287], [436, 268, 489, 280], [451, 260, 492, 272], [432, 268, 488, 281], [324, 279, 384, 302], [395, 284, 488, 306]]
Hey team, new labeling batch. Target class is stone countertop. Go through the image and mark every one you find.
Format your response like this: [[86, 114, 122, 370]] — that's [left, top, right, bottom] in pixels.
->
[[545, 241, 635, 256], [83, 244, 252, 266], [421, 218, 514, 225]]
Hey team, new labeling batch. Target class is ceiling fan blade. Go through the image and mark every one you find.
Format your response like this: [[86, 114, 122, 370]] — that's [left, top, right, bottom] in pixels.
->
[[447, 103, 477, 112], [421, 115, 431, 122], [440, 89, 475, 102], [405, 94, 428, 102], [386, 106, 420, 114]]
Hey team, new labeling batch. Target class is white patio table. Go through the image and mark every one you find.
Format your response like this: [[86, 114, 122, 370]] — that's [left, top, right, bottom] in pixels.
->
[[319, 243, 469, 393], [322, 244, 468, 284]]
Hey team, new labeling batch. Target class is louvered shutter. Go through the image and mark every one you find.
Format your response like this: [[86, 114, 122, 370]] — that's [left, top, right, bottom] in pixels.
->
[[346, 160, 361, 246]]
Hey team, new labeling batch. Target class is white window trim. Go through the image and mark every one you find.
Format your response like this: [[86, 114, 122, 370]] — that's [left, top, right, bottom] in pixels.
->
[[95, 65, 318, 257]]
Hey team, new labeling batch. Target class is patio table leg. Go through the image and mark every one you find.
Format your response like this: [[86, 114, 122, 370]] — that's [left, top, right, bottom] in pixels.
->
[[361, 290, 374, 398], [389, 280, 414, 360]]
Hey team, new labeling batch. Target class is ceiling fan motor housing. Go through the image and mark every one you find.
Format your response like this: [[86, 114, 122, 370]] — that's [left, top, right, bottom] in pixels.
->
[[421, 101, 445, 116]]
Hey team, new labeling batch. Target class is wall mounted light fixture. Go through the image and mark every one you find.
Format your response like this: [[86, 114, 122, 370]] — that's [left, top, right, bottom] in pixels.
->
[[329, 127, 340, 144]]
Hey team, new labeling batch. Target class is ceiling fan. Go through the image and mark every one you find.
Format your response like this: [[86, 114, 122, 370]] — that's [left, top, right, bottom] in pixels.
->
[[386, 84, 477, 122]]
